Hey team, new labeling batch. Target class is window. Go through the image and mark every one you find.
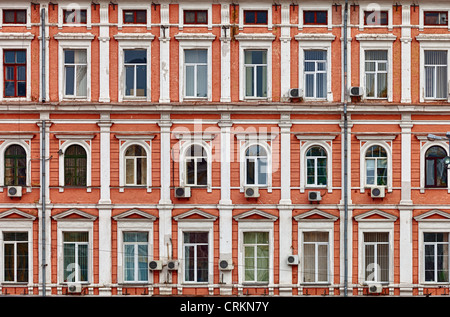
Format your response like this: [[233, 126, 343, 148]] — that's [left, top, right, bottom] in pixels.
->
[[306, 146, 327, 186], [183, 232, 208, 282], [4, 144, 26, 186], [124, 144, 147, 186], [4, 50, 26, 98], [303, 232, 329, 283], [64, 145, 87, 187], [364, 232, 389, 283], [184, 10, 207, 24], [245, 144, 268, 186], [244, 50, 267, 98], [123, 232, 148, 282], [184, 50, 207, 98], [304, 50, 327, 99], [64, 50, 87, 98], [425, 146, 448, 188], [244, 10, 268, 24], [63, 232, 88, 283], [424, 12, 448, 26], [304, 11, 327, 25], [3, 9, 26, 24], [3, 232, 28, 283], [364, 11, 388, 25], [243, 232, 269, 283], [124, 50, 147, 98], [185, 144, 207, 186], [424, 50, 448, 99], [365, 50, 388, 98], [365, 145, 387, 186], [424, 233, 449, 283], [123, 10, 146, 24], [63, 9, 87, 24]]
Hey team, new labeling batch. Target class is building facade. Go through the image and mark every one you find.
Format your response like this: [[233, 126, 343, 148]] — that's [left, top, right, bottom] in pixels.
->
[[1, 0, 450, 296]]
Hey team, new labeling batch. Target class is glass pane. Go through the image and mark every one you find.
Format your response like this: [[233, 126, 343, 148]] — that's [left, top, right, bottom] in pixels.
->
[[196, 158, 208, 186], [245, 66, 254, 97], [125, 66, 134, 96], [303, 244, 315, 282], [138, 244, 148, 281], [316, 11, 327, 24], [4, 51, 15, 63], [185, 245, 194, 281], [425, 244, 435, 282], [436, 65, 448, 98], [136, 10, 147, 23], [185, 50, 207, 64], [256, 11, 267, 24], [197, 244, 209, 282], [425, 66, 435, 98], [124, 244, 135, 281], [4, 82, 15, 97], [135, 65, 147, 97], [78, 244, 88, 282], [185, 65, 195, 97], [65, 66, 75, 95], [126, 158, 135, 184], [186, 159, 195, 185], [246, 159, 255, 185], [125, 50, 146, 64], [197, 65, 207, 97], [377, 73, 387, 98], [258, 158, 267, 185], [366, 159, 375, 185], [366, 73, 375, 97], [256, 65, 267, 97], [123, 11, 134, 23], [317, 244, 328, 282], [197, 11, 207, 23], [184, 11, 195, 23], [76, 65, 87, 96], [316, 72, 326, 98], [136, 157, 147, 185]]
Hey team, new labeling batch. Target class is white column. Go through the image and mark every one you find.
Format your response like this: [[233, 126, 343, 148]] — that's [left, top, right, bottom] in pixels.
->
[[401, 5, 412, 103], [400, 115, 413, 205], [220, 4, 231, 102], [159, 3, 170, 103], [279, 113, 292, 204], [98, 206, 112, 295], [97, 114, 112, 204], [280, 3, 291, 101], [98, 2, 110, 102]]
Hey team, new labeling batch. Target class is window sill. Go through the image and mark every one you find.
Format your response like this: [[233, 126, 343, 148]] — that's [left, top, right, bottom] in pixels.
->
[[1, 282, 29, 285]]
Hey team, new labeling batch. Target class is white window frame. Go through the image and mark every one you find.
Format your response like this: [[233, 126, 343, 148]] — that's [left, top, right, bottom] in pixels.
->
[[235, 33, 275, 101], [179, 3, 212, 30], [58, 2, 92, 29], [0, 209, 35, 285], [298, 4, 332, 30], [0, 33, 33, 102], [55, 134, 93, 193], [238, 3, 272, 30], [0, 136, 32, 189], [364, 50, 389, 99], [181, 142, 210, 188], [114, 34, 154, 102], [175, 33, 215, 102], [0, 4, 31, 29], [113, 209, 156, 285], [359, 3, 393, 31], [116, 135, 154, 192], [118, 2, 151, 30], [419, 5, 450, 31]]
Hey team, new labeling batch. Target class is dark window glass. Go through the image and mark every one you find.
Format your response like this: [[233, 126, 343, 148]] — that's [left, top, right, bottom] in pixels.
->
[[304, 11, 327, 25], [64, 145, 87, 186], [123, 10, 147, 24], [63, 9, 87, 24], [4, 50, 26, 98], [364, 11, 388, 25], [425, 146, 448, 188], [424, 12, 448, 25], [184, 10, 207, 24], [3, 10, 26, 24], [4, 144, 26, 186], [244, 10, 268, 24]]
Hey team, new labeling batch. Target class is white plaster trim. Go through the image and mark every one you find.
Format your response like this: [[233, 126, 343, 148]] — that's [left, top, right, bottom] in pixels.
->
[[178, 3, 212, 30], [297, 3, 333, 31], [359, 140, 394, 193], [358, 3, 393, 31], [0, 138, 32, 188], [57, 2, 92, 30], [238, 3, 273, 30], [58, 139, 92, 192], [0, 4, 31, 29], [117, 2, 152, 30], [118, 139, 153, 192]]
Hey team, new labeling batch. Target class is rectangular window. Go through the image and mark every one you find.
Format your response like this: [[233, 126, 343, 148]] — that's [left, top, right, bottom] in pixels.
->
[[424, 50, 448, 99], [4, 50, 26, 98], [64, 50, 87, 98], [124, 50, 147, 98], [364, 232, 389, 283], [424, 233, 449, 283], [303, 232, 329, 283], [184, 50, 207, 98], [424, 11, 448, 26], [3, 9, 26, 24], [3, 232, 28, 283], [184, 232, 209, 282], [184, 10, 207, 24], [365, 50, 388, 98], [304, 11, 327, 25], [244, 50, 267, 98], [63, 9, 87, 24], [63, 232, 88, 283], [304, 50, 327, 99], [123, 10, 146, 24], [244, 232, 269, 283], [244, 10, 268, 24], [364, 11, 388, 25], [123, 232, 148, 282]]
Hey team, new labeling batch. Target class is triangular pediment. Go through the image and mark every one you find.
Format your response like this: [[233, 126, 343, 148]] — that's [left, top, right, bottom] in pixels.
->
[[173, 209, 217, 222], [354, 209, 397, 222], [414, 209, 450, 222], [233, 209, 278, 222], [52, 208, 97, 221], [294, 209, 338, 222], [0, 208, 36, 221], [113, 208, 157, 222]]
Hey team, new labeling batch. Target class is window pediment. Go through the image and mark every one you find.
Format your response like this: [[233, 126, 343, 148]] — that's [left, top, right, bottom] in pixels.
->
[[113, 208, 157, 222], [173, 208, 217, 222], [0, 208, 36, 221], [414, 209, 450, 222], [52, 208, 97, 221], [233, 209, 277, 222], [294, 208, 338, 222], [354, 209, 397, 222]]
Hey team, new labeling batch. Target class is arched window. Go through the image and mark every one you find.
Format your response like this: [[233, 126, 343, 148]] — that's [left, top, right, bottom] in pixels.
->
[[64, 144, 87, 186], [365, 145, 387, 186], [425, 146, 448, 188], [125, 144, 147, 186], [245, 144, 268, 186], [185, 144, 207, 186], [306, 146, 327, 186], [4, 144, 26, 186]]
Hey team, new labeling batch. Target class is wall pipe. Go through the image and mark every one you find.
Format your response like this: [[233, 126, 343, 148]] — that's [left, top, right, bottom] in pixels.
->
[[343, 0, 349, 297], [41, 7, 46, 297]]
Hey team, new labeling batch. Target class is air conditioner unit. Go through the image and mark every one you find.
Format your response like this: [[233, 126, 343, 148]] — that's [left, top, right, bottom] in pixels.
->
[[368, 283, 383, 294], [149, 260, 163, 270], [288, 88, 303, 99], [167, 260, 179, 270], [244, 186, 259, 198], [308, 191, 322, 202], [349, 86, 364, 97], [287, 255, 299, 265], [370, 186, 385, 198], [67, 283, 82, 294], [218, 259, 234, 271], [7, 186, 22, 198], [174, 187, 191, 198]]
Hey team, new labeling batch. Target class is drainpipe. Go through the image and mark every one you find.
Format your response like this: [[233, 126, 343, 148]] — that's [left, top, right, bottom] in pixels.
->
[[343, 0, 349, 297], [41, 7, 46, 297]]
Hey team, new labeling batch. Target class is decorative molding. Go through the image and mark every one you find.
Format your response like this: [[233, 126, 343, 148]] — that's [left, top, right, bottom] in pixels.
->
[[173, 208, 218, 222], [354, 209, 398, 222], [233, 209, 278, 222]]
